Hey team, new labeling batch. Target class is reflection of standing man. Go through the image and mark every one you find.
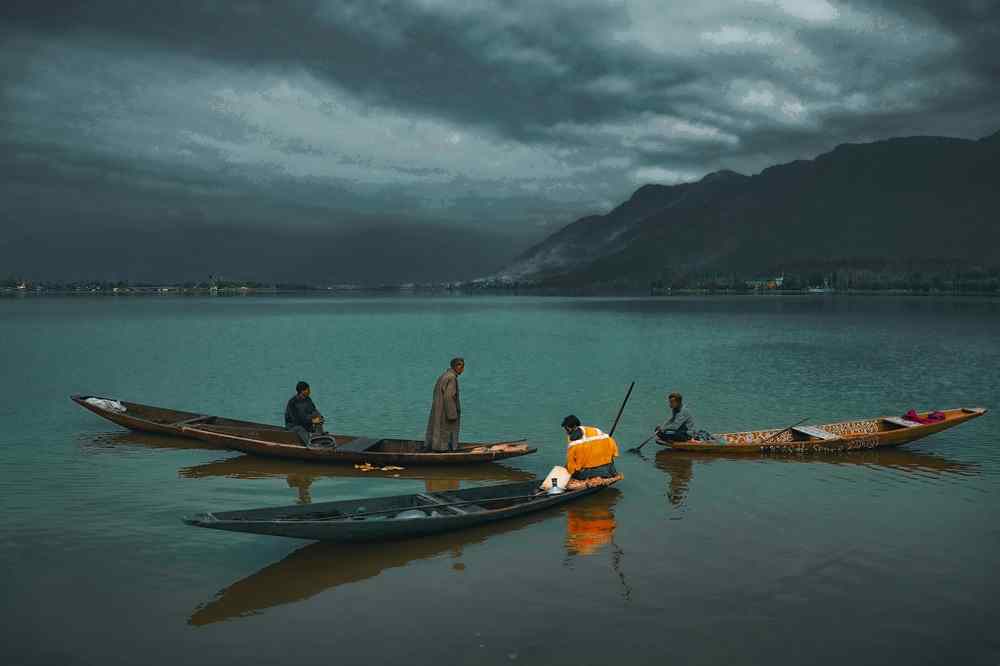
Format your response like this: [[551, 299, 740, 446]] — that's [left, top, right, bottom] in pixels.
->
[[425, 358, 464, 452], [425, 478, 460, 493], [287, 474, 315, 505]]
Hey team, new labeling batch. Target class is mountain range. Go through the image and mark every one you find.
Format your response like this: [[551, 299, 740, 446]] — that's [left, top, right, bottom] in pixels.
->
[[497, 130, 1000, 287]]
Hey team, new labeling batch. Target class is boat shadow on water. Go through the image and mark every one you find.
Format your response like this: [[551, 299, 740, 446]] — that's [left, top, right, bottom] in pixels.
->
[[178, 455, 536, 504], [188, 488, 624, 626], [652, 447, 978, 506], [79, 430, 231, 453], [78, 432, 535, 503]]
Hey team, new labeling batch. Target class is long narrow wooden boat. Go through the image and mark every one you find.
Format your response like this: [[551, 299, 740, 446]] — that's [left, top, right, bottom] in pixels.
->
[[71, 394, 285, 438], [664, 407, 987, 453], [180, 423, 535, 465], [72, 394, 536, 465], [189, 488, 622, 625], [184, 479, 617, 542]]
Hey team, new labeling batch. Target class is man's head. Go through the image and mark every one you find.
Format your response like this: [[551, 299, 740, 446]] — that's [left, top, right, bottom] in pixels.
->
[[296, 381, 310, 398], [561, 414, 581, 435], [668, 392, 683, 411], [450, 357, 466, 375]]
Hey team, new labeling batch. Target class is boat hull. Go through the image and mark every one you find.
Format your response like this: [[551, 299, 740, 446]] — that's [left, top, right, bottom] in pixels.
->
[[71, 395, 284, 437], [185, 480, 611, 542], [664, 407, 986, 453]]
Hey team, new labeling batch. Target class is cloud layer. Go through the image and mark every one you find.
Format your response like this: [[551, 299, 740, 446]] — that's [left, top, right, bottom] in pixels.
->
[[2, 1, 998, 281]]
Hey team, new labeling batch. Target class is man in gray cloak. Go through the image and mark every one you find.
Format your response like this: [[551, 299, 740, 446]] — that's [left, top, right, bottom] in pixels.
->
[[425, 357, 464, 451]]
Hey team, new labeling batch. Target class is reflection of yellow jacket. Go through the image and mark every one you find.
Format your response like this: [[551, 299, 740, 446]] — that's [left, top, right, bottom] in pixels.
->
[[566, 508, 616, 556], [566, 426, 619, 476]]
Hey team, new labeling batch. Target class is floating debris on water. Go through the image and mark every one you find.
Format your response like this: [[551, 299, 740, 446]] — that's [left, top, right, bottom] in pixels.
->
[[354, 463, 406, 472]]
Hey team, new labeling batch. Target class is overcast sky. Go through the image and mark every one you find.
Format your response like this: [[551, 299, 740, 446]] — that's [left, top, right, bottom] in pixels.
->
[[2, 1, 998, 282]]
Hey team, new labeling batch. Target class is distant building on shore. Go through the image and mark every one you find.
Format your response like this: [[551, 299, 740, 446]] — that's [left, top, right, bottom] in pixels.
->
[[746, 275, 784, 291]]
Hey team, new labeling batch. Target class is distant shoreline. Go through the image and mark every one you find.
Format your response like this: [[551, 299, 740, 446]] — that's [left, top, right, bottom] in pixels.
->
[[3, 287, 998, 298]]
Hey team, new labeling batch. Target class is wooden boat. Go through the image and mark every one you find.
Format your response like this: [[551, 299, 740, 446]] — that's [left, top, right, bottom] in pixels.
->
[[663, 407, 987, 453], [179, 423, 535, 466], [189, 489, 623, 625], [184, 479, 617, 542], [72, 394, 535, 465], [71, 394, 285, 438]]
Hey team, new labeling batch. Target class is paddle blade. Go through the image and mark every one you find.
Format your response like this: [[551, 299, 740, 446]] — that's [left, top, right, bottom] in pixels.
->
[[628, 435, 655, 453]]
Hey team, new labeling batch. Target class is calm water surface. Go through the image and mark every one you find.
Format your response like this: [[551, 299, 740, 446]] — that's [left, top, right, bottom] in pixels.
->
[[1, 295, 998, 665]]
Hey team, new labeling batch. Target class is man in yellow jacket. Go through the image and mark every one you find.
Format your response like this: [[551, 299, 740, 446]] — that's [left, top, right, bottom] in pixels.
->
[[561, 414, 619, 480]]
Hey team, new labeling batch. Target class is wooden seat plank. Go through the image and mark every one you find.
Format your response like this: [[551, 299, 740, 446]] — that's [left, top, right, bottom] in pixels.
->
[[792, 425, 840, 441], [334, 437, 380, 453], [415, 493, 471, 515]]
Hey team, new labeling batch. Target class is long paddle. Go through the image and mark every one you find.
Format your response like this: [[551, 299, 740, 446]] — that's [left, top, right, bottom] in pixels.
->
[[627, 433, 656, 454], [608, 382, 635, 437]]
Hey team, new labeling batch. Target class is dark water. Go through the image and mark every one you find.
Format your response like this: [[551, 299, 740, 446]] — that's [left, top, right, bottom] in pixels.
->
[[2, 295, 998, 665]]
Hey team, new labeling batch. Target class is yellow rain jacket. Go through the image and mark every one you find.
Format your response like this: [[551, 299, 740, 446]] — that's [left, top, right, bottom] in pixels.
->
[[566, 426, 619, 476]]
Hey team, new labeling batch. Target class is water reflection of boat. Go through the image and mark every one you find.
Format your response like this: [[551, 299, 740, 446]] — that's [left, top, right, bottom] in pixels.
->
[[190, 504, 569, 626], [654, 448, 977, 506], [179, 455, 534, 503], [179, 454, 534, 483], [80, 430, 230, 452]]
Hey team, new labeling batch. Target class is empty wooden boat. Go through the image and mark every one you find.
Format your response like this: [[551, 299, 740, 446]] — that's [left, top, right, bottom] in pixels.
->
[[184, 479, 619, 542], [664, 407, 987, 453], [180, 423, 535, 466], [71, 394, 283, 437]]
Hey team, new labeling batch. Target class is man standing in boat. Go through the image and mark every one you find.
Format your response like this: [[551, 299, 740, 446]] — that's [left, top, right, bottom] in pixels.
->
[[654, 392, 695, 444], [425, 358, 464, 452], [562, 415, 619, 480], [285, 381, 325, 446]]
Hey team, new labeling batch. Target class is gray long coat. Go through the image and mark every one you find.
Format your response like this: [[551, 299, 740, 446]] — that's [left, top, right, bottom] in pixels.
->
[[425, 368, 461, 451]]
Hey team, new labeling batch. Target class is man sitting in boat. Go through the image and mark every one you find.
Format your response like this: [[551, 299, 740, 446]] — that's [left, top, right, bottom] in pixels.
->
[[562, 415, 619, 480], [654, 392, 695, 444], [285, 381, 325, 446]]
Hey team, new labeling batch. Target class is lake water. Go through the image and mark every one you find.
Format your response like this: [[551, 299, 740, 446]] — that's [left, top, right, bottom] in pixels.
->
[[1, 295, 998, 665]]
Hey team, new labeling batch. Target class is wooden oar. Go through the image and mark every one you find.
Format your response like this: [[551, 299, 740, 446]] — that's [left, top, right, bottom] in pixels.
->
[[608, 381, 635, 437], [627, 433, 656, 454], [757, 418, 810, 445]]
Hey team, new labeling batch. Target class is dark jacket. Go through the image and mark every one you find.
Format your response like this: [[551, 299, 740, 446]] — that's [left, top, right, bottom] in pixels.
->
[[285, 394, 320, 430]]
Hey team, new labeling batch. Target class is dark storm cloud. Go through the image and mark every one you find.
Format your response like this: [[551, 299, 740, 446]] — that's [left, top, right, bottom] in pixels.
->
[[2, 1, 999, 281]]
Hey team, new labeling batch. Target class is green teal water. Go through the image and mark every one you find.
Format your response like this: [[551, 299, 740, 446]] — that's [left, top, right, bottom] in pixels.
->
[[1, 295, 998, 665]]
